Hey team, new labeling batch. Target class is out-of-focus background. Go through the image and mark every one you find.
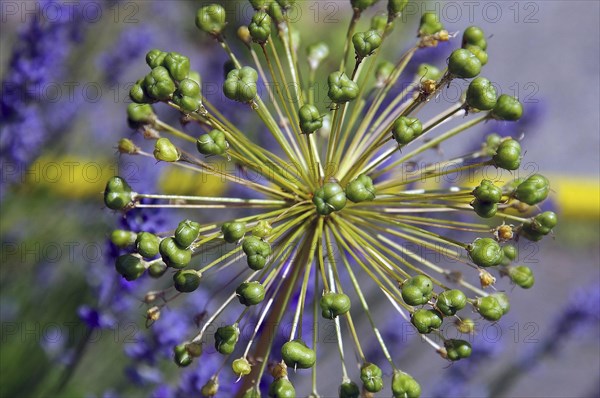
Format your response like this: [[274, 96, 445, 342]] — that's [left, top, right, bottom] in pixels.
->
[[1, 1, 598, 397]]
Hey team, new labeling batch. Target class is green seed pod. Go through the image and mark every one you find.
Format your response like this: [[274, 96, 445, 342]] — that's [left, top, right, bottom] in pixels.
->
[[492, 138, 521, 170], [127, 103, 155, 124], [376, 61, 395, 84], [436, 289, 467, 316], [473, 179, 503, 203], [135, 232, 160, 258], [175, 219, 201, 248], [243, 388, 261, 398], [401, 275, 433, 306], [370, 14, 389, 35], [115, 254, 146, 281], [392, 116, 423, 145], [351, 0, 377, 11], [223, 66, 259, 103], [466, 77, 497, 110], [520, 211, 557, 241], [221, 221, 247, 243], [327, 71, 359, 103], [475, 295, 504, 321], [159, 237, 192, 269], [464, 44, 488, 66], [249, 0, 267, 10], [129, 80, 152, 104], [298, 104, 323, 134], [491, 292, 510, 314], [312, 182, 347, 215], [154, 137, 180, 162], [346, 174, 376, 203], [110, 229, 137, 248], [320, 292, 351, 319], [483, 133, 502, 155], [173, 270, 202, 293], [143, 66, 176, 100], [360, 363, 383, 393], [104, 176, 134, 210], [462, 26, 487, 50], [146, 49, 167, 69], [163, 52, 190, 81], [173, 78, 202, 113], [352, 30, 382, 58], [249, 11, 272, 43], [268, 378, 295, 398], [444, 339, 472, 361], [391, 371, 421, 398], [388, 0, 409, 17], [468, 237, 503, 267], [471, 199, 498, 218], [491, 94, 523, 121], [307, 42, 329, 70], [411, 309, 443, 334], [281, 339, 316, 369], [201, 377, 219, 397], [252, 220, 272, 238], [267, 1, 284, 25], [148, 261, 168, 278], [118, 138, 139, 155], [188, 70, 201, 86], [195, 4, 226, 35], [503, 244, 518, 261], [236, 281, 266, 306], [418, 12, 443, 36], [339, 380, 360, 398], [514, 174, 550, 205], [509, 265, 535, 289], [197, 129, 228, 156], [416, 63, 442, 81], [174, 343, 193, 367], [214, 324, 239, 355], [242, 236, 272, 270], [232, 357, 252, 378], [448, 48, 482, 79]]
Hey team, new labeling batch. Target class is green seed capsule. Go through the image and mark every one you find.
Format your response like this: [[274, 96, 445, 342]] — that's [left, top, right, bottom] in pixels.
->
[[351, 0, 377, 11], [173, 270, 202, 293], [143, 66, 176, 100], [493, 139, 521, 170], [401, 275, 433, 306], [146, 49, 167, 69], [503, 244, 518, 261], [320, 292, 351, 319], [411, 309, 443, 334], [346, 174, 376, 203], [444, 339, 472, 361], [118, 138, 139, 154], [475, 295, 504, 321], [307, 42, 329, 70], [267, 1, 284, 25], [520, 211, 557, 241], [159, 237, 192, 269], [135, 232, 160, 258], [392, 116, 423, 145], [509, 265, 535, 289], [436, 289, 467, 316], [352, 30, 382, 58], [104, 176, 134, 210], [483, 133, 502, 155], [173, 78, 202, 113], [328, 71, 359, 103], [223, 66, 259, 103], [115, 254, 146, 281], [391, 371, 421, 398], [466, 77, 497, 111], [174, 343, 193, 367], [370, 14, 390, 35], [448, 48, 482, 79], [468, 238, 503, 267], [471, 198, 498, 218], [111, 229, 137, 248], [175, 219, 201, 248], [163, 52, 190, 81], [360, 363, 384, 393], [298, 104, 323, 134], [221, 221, 246, 243], [236, 281, 266, 306], [514, 174, 550, 205], [127, 103, 155, 124], [201, 377, 219, 397], [197, 129, 228, 156], [249, 0, 267, 10], [129, 80, 152, 104], [464, 44, 488, 66], [281, 339, 316, 369], [268, 378, 295, 398], [388, 0, 408, 16], [252, 220, 272, 238], [232, 357, 252, 378], [473, 179, 503, 203], [312, 182, 347, 215], [148, 261, 168, 278], [492, 292, 510, 314], [491, 94, 523, 121], [214, 324, 239, 355], [418, 12, 443, 36], [339, 380, 360, 398], [154, 138, 180, 162], [195, 4, 226, 35], [249, 11, 272, 43], [462, 26, 487, 50], [242, 236, 272, 270], [416, 63, 442, 81], [243, 388, 261, 398]]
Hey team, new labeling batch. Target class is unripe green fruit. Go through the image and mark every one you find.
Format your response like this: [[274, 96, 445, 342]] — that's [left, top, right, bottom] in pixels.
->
[[159, 237, 192, 269], [491, 94, 523, 121], [360, 363, 383, 393], [154, 138, 180, 162], [201, 378, 219, 397], [223, 66, 259, 103], [249, 11, 272, 43], [313, 182, 347, 215], [466, 77, 497, 110], [520, 211, 557, 241], [242, 236, 271, 270], [320, 292, 351, 319], [475, 295, 504, 321], [345, 174, 376, 203], [104, 176, 134, 210], [195, 4, 227, 35], [115, 254, 145, 281], [173, 270, 202, 293], [281, 339, 316, 369], [111, 229, 137, 248], [509, 265, 535, 288], [327, 71, 359, 103], [468, 237, 503, 267], [252, 220, 272, 238], [127, 103, 155, 124], [392, 116, 423, 145], [232, 357, 252, 377], [352, 30, 382, 58], [351, 0, 377, 11], [418, 12, 443, 36], [471, 198, 498, 218], [236, 281, 266, 306], [163, 52, 190, 81], [462, 26, 487, 50], [339, 381, 360, 398], [215, 324, 239, 355], [135, 232, 160, 258], [411, 309, 443, 334], [464, 44, 488, 66], [175, 219, 201, 248], [388, 0, 409, 16], [146, 49, 167, 69], [391, 371, 421, 398], [197, 129, 228, 156], [436, 289, 467, 316], [444, 339, 472, 361], [148, 261, 168, 278], [268, 378, 295, 398], [298, 104, 323, 134], [174, 343, 193, 367], [473, 179, 503, 203], [493, 139, 521, 170], [222, 221, 246, 243], [514, 174, 550, 205], [448, 48, 482, 78], [173, 78, 201, 113], [143, 66, 176, 100], [416, 63, 442, 81], [401, 275, 433, 306]]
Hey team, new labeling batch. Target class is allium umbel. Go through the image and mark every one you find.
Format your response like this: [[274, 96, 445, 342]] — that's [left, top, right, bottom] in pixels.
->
[[105, 2, 555, 396]]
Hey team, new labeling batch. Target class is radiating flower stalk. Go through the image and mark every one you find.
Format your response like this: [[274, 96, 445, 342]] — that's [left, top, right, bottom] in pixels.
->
[[104, 1, 556, 397]]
